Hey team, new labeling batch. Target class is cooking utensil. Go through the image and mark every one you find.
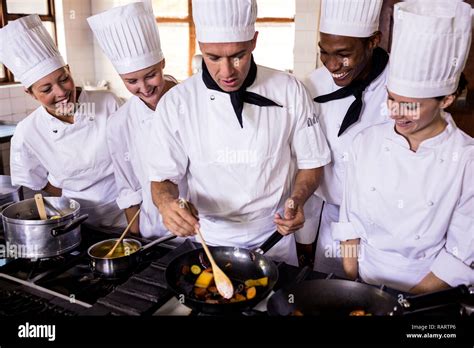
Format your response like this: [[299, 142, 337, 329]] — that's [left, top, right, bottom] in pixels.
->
[[165, 231, 283, 314], [34, 194, 47, 220], [267, 271, 472, 316], [195, 227, 234, 299], [105, 208, 141, 258], [88, 233, 177, 278], [179, 198, 234, 299], [1, 197, 88, 259]]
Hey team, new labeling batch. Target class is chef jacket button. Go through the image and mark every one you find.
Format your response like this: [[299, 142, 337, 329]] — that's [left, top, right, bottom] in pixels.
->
[[384, 147, 390, 152], [415, 235, 420, 240], [210, 95, 215, 101], [370, 187, 376, 192], [439, 159, 444, 163], [427, 201, 434, 206], [52, 129, 58, 133]]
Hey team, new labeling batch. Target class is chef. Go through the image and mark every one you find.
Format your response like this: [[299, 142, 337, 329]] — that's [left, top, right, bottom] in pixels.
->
[[0, 15, 125, 227], [304, 0, 390, 276], [147, 0, 331, 265], [334, 0, 474, 293], [88, 2, 183, 238]]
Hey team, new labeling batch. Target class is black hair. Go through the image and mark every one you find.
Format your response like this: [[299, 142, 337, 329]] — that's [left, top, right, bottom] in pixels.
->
[[435, 73, 468, 100]]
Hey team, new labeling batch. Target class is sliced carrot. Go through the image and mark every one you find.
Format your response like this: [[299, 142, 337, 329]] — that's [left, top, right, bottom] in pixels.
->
[[246, 286, 257, 300]]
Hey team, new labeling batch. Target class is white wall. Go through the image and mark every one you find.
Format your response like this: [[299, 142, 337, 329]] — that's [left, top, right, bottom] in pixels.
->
[[293, 0, 321, 81]]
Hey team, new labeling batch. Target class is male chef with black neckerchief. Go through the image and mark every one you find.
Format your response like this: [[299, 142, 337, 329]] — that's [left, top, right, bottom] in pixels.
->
[[146, 0, 330, 265]]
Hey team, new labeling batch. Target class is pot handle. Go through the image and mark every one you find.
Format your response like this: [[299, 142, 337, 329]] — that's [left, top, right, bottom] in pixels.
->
[[401, 285, 470, 311], [254, 231, 283, 255], [51, 214, 89, 237], [141, 233, 177, 252]]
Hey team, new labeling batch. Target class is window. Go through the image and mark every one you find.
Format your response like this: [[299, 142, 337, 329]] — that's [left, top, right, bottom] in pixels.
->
[[153, 0, 295, 81], [0, 0, 56, 84]]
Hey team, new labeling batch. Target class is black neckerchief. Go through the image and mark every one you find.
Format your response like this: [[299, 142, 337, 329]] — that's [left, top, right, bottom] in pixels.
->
[[314, 47, 389, 137], [202, 55, 282, 128]]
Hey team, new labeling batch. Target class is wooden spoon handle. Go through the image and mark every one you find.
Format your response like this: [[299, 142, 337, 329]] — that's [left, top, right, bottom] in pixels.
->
[[194, 227, 217, 267], [106, 208, 141, 257], [34, 194, 48, 220]]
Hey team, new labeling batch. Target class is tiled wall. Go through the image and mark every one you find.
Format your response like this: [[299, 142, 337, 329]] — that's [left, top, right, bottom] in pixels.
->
[[0, 85, 40, 124], [293, 0, 322, 81]]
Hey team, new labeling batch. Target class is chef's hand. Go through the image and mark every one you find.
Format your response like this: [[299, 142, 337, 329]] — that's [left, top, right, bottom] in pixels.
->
[[341, 239, 360, 280], [158, 198, 199, 237], [274, 198, 305, 235]]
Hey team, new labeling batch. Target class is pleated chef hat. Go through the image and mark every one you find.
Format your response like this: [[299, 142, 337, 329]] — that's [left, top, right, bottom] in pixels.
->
[[0, 15, 66, 88], [320, 0, 383, 38], [87, 1, 163, 74], [192, 0, 257, 43], [388, 0, 472, 98]]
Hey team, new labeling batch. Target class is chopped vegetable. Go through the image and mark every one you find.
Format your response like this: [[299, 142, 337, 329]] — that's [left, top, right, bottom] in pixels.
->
[[49, 215, 61, 220], [181, 265, 190, 275], [195, 271, 214, 288], [194, 287, 207, 298], [244, 277, 268, 287], [246, 286, 257, 300], [231, 293, 246, 302], [190, 265, 202, 275]]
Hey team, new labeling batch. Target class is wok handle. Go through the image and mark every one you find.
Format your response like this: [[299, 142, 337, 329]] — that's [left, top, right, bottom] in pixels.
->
[[254, 231, 283, 255], [51, 214, 89, 237], [402, 285, 470, 311]]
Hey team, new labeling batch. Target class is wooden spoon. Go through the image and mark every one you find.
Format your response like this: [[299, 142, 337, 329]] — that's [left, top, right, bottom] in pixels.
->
[[179, 199, 234, 299], [34, 193, 48, 220], [105, 208, 141, 258]]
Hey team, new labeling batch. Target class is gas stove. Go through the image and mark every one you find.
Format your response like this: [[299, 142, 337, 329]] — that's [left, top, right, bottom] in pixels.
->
[[0, 224, 470, 317]]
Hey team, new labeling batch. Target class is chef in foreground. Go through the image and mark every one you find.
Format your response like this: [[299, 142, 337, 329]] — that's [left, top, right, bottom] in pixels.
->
[[147, 0, 330, 265], [334, 0, 474, 293]]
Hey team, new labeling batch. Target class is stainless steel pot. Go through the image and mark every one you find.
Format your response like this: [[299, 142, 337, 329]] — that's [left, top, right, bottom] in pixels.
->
[[0, 175, 21, 206], [1, 197, 88, 259], [88, 234, 176, 278]]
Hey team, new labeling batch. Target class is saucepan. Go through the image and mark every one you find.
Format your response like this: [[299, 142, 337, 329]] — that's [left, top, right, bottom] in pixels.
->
[[88, 233, 177, 278]]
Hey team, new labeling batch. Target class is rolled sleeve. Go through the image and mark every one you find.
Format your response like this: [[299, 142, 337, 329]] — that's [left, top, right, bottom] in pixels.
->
[[331, 221, 361, 242], [116, 188, 143, 210], [431, 249, 474, 287]]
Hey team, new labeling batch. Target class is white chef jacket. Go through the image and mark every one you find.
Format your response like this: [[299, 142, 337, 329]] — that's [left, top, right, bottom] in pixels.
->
[[10, 90, 126, 228], [304, 65, 390, 274], [106, 77, 187, 238], [147, 65, 331, 265], [305, 65, 390, 206], [333, 113, 474, 291]]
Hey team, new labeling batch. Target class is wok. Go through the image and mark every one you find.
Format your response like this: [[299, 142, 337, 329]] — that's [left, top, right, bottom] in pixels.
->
[[267, 268, 472, 316], [165, 231, 283, 314]]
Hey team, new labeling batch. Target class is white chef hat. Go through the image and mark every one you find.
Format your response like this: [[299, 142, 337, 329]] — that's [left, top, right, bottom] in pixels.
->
[[87, 1, 163, 75], [388, 0, 472, 99], [320, 0, 383, 38], [0, 15, 66, 88], [192, 0, 257, 43]]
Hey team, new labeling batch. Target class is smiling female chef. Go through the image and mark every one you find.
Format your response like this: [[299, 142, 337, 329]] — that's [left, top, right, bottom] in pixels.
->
[[0, 15, 125, 227], [147, 0, 331, 266], [334, 0, 474, 293], [88, 2, 183, 238], [304, 0, 390, 276]]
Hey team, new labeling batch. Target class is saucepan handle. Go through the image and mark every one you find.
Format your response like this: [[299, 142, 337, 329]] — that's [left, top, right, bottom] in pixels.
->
[[254, 231, 283, 255], [51, 214, 89, 237], [401, 285, 470, 311]]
